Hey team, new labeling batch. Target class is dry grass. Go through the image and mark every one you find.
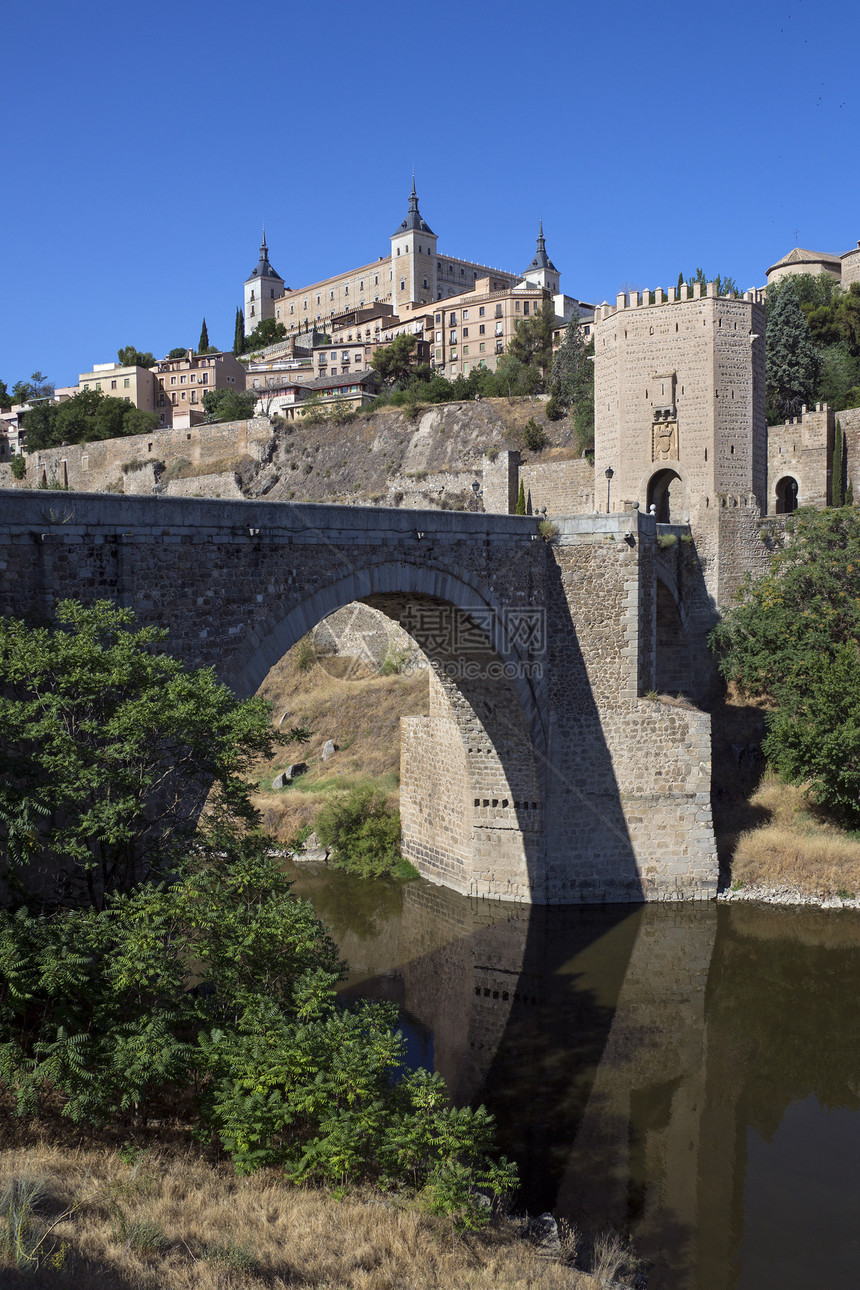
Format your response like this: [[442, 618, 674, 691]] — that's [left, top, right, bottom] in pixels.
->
[[0, 1142, 601, 1290], [731, 775, 860, 897], [252, 643, 429, 844]]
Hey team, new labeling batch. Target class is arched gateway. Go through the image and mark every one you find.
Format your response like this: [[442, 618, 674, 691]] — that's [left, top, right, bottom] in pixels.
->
[[0, 491, 717, 904]]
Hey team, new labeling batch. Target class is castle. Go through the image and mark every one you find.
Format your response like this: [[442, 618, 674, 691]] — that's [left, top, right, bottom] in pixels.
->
[[243, 179, 563, 335]]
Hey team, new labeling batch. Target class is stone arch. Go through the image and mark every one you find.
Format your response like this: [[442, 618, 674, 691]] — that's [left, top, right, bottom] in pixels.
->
[[232, 562, 547, 902], [647, 469, 684, 523], [774, 475, 799, 514]]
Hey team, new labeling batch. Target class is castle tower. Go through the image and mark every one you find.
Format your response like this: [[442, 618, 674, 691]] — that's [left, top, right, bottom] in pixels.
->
[[521, 221, 560, 295], [593, 286, 766, 525], [243, 229, 284, 336], [390, 177, 438, 312]]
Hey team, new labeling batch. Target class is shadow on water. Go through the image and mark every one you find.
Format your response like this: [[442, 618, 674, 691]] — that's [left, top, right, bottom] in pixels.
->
[[292, 869, 860, 1290]]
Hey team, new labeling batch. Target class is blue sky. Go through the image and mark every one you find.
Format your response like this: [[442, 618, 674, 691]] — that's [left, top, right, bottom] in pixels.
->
[[2, 0, 858, 391]]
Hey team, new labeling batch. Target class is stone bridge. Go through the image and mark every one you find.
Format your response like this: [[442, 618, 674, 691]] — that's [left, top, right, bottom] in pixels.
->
[[0, 490, 716, 903]]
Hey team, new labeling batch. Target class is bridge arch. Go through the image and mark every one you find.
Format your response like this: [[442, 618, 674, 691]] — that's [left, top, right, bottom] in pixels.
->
[[646, 468, 685, 523], [231, 560, 548, 902]]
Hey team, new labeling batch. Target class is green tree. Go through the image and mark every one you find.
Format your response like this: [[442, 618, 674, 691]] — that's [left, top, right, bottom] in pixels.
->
[[22, 390, 157, 451], [202, 388, 257, 423], [676, 268, 740, 297], [765, 279, 820, 422], [0, 379, 11, 408], [711, 507, 860, 821], [233, 307, 245, 356], [168, 346, 189, 360], [506, 300, 556, 379], [198, 318, 209, 352], [516, 479, 526, 515], [372, 334, 417, 385], [11, 380, 33, 406], [0, 601, 285, 906], [315, 787, 402, 878], [833, 418, 844, 506], [243, 319, 287, 352], [548, 317, 595, 451], [117, 346, 156, 369]]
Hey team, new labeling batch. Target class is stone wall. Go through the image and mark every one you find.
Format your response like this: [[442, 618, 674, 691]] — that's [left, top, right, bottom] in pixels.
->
[[0, 418, 274, 496], [767, 404, 833, 511], [520, 457, 594, 515]]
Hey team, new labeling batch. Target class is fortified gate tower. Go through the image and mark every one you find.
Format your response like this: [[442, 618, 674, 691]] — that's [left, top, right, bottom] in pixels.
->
[[593, 284, 767, 527]]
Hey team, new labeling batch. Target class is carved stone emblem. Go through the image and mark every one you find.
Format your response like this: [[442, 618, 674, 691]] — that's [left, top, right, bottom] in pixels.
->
[[652, 413, 679, 461]]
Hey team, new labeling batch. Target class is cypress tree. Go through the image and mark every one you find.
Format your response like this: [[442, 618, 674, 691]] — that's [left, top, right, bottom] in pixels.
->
[[233, 307, 245, 356], [766, 279, 820, 422], [516, 479, 526, 515], [198, 318, 209, 352], [833, 418, 844, 506], [847, 479, 854, 506]]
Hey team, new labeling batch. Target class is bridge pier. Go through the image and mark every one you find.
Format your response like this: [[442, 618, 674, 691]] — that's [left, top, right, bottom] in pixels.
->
[[0, 491, 717, 905]]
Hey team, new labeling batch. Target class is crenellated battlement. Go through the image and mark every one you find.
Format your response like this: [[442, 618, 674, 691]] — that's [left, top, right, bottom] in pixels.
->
[[594, 284, 761, 321]]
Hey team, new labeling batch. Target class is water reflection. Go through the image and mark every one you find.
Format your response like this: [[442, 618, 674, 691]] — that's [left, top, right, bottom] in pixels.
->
[[289, 867, 860, 1290]]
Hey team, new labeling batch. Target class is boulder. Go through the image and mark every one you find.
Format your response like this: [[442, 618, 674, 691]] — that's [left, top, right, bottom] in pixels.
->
[[321, 739, 336, 760]]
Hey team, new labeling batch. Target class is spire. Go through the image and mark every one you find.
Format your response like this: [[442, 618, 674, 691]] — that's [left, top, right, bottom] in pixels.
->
[[523, 220, 557, 275], [246, 228, 283, 284], [392, 175, 435, 237]]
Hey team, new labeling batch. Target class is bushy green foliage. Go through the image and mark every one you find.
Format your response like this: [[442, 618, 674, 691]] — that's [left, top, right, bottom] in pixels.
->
[[21, 389, 158, 451], [711, 507, 860, 820], [766, 279, 820, 423], [548, 318, 595, 451], [767, 277, 860, 416], [505, 301, 556, 378], [516, 480, 526, 515], [242, 319, 287, 352], [0, 601, 287, 905], [315, 787, 402, 878], [9, 455, 25, 480], [0, 838, 515, 1224], [202, 388, 257, 423], [520, 417, 547, 452], [372, 334, 418, 385], [676, 268, 739, 297], [117, 346, 156, 369]]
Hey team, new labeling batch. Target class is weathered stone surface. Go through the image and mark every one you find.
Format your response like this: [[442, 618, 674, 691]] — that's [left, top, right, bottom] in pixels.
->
[[0, 490, 717, 905], [320, 741, 336, 761]]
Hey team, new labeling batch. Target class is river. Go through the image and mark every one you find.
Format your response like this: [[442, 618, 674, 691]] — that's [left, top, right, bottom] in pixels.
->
[[288, 866, 860, 1290]]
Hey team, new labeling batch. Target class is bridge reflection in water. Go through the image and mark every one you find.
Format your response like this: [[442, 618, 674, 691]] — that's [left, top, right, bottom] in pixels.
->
[[294, 869, 860, 1290]]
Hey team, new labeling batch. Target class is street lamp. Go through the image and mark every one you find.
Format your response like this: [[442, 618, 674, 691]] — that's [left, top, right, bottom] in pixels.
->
[[605, 466, 614, 514], [471, 480, 483, 512]]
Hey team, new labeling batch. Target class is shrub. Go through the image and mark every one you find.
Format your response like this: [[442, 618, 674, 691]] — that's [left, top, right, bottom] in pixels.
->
[[10, 455, 25, 480], [538, 519, 559, 543], [520, 417, 548, 452], [544, 394, 564, 421], [314, 787, 402, 878]]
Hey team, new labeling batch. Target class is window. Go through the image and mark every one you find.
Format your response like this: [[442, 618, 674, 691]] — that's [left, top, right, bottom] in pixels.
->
[[290, 304, 294, 314], [304, 299, 308, 308], [463, 310, 469, 320], [250, 305, 255, 316], [524, 302, 530, 316], [450, 331, 457, 343], [423, 278, 428, 288], [435, 348, 442, 360], [360, 280, 364, 290], [479, 306, 485, 317], [191, 391, 197, 403], [180, 375, 186, 383], [170, 376, 176, 385], [495, 305, 503, 317], [463, 327, 469, 337], [171, 393, 177, 404], [374, 275, 378, 286], [449, 312, 456, 324], [397, 247, 400, 255], [435, 313, 441, 323], [189, 374, 195, 382], [515, 301, 521, 312], [451, 350, 457, 360], [479, 324, 485, 335], [110, 379, 117, 389], [463, 346, 469, 355], [479, 343, 485, 352], [250, 290, 255, 300], [202, 374, 208, 384], [317, 295, 320, 304], [435, 331, 441, 342], [181, 391, 186, 400], [400, 279, 405, 291], [330, 290, 334, 300]]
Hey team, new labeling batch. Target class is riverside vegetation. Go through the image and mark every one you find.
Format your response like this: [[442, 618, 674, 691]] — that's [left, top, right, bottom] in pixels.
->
[[0, 601, 540, 1282], [712, 505, 860, 898]]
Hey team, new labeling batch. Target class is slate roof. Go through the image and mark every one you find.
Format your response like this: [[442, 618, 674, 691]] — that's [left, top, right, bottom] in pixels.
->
[[392, 178, 435, 237]]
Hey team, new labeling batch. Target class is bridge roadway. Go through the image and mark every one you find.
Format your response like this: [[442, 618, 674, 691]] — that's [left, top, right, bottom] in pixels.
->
[[0, 490, 717, 904]]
